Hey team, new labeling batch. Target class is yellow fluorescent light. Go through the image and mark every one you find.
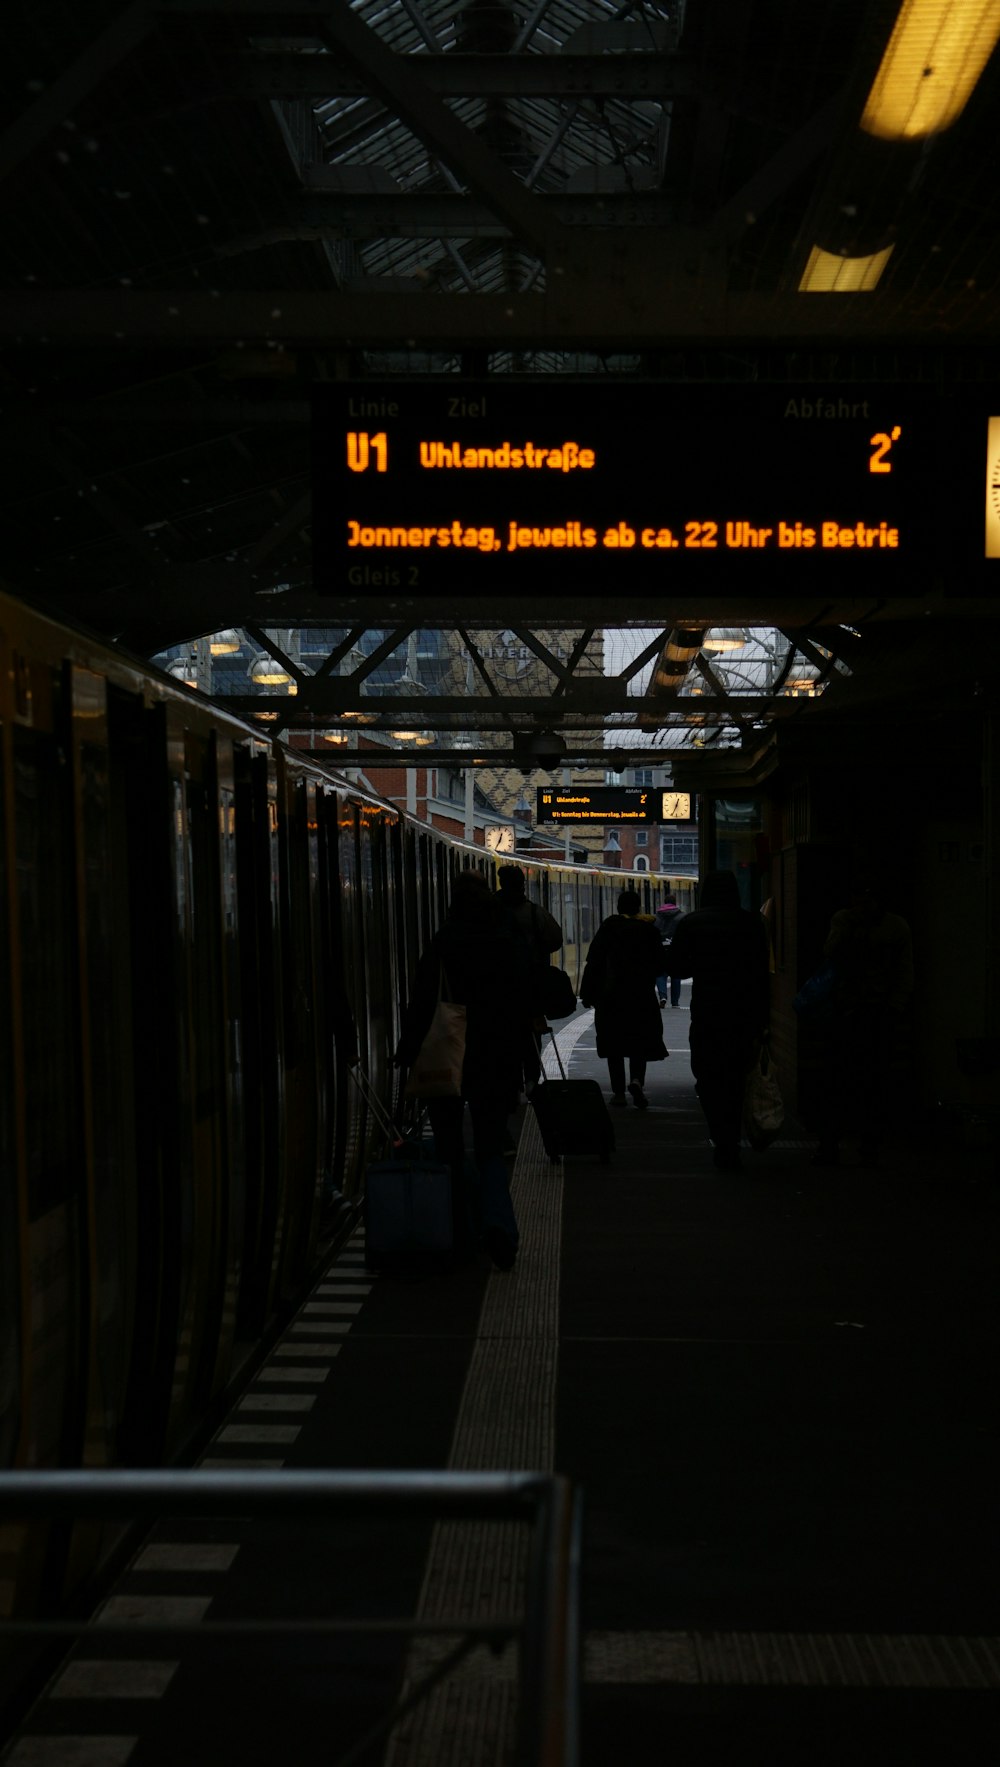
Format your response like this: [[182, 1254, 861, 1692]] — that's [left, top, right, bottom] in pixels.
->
[[861, 0, 1000, 139], [799, 244, 895, 291]]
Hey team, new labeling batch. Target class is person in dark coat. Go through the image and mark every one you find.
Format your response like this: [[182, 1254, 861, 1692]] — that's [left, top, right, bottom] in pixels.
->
[[579, 889, 667, 1108], [666, 869, 770, 1170], [396, 867, 532, 1268], [653, 894, 685, 1008], [495, 864, 564, 1094]]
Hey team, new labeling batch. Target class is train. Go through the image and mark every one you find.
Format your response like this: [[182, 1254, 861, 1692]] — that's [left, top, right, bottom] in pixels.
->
[[0, 587, 692, 1624]]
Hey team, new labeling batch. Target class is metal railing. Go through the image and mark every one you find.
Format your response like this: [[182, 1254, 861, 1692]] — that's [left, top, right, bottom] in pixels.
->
[[0, 1468, 581, 1767]]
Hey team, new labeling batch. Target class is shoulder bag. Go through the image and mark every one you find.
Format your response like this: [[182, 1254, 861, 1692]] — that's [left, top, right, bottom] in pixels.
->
[[404, 961, 467, 1098]]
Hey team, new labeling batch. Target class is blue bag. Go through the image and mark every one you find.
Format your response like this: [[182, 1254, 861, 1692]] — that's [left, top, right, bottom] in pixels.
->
[[364, 1141, 453, 1270], [792, 960, 837, 1022]]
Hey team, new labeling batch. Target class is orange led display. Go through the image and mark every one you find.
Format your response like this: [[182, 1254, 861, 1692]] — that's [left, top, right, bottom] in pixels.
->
[[313, 382, 999, 599]]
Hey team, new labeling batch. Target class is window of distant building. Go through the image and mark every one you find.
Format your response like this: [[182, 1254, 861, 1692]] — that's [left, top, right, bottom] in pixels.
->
[[661, 833, 698, 870], [635, 829, 648, 847], [634, 855, 649, 872]]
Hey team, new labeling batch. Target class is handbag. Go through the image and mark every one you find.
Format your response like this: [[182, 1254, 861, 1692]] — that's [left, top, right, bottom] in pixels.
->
[[538, 964, 577, 1021], [742, 1036, 784, 1150], [404, 963, 467, 1098]]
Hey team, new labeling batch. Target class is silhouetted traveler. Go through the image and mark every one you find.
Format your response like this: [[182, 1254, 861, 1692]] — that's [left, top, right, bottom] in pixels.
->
[[580, 889, 667, 1108], [495, 864, 563, 1094], [397, 868, 532, 1268], [654, 894, 685, 1008], [813, 879, 914, 1166], [667, 870, 770, 1169]]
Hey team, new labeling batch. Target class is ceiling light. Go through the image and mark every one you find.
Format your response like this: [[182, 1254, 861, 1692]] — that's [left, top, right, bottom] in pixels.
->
[[861, 0, 1000, 140], [209, 628, 241, 655], [250, 654, 292, 686], [799, 244, 894, 291], [702, 627, 749, 652], [167, 656, 199, 687], [784, 663, 821, 696]]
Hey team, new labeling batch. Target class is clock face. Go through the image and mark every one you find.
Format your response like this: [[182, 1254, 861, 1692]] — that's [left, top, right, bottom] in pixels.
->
[[661, 791, 691, 820]]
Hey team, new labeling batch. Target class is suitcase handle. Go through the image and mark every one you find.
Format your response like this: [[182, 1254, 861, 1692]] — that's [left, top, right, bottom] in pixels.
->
[[540, 1024, 567, 1082], [349, 1061, 407, 1151]]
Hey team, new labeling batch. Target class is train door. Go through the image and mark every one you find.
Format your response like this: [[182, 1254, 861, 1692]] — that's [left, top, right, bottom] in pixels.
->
[[67, 668, 137, 1476], [361, 807, 396, 1121], [0, 634, 35, 1629], [107, 695, 186, 1465], [11, 696, 87, 1471], [316, 783, 348, 1207], [0, 652, 89, 1618], [337, 796, 368, 1200], [274, 765, 323, 1299], [232, 746, 284, 1336]]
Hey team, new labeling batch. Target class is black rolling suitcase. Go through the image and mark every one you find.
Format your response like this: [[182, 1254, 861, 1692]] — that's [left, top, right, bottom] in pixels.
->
[[351, 1066, 454, 1274], [530, 1028, 615, 1165]]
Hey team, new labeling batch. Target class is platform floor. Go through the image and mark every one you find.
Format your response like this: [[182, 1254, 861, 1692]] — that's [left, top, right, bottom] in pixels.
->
[[5, 998, 1000, 1766]]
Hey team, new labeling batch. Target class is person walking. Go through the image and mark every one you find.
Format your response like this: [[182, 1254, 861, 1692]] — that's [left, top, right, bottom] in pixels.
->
[[580, 889, 667, 1108], [396, 868, 532, 1269], [653, 894, 685, 1008], [495, 864, 563, 1095], [666, 869, 770, 1169]]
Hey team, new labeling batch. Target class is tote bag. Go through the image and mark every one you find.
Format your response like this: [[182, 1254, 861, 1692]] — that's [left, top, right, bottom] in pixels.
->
[[404, 965, 467, 1098], [742, 1037, 785, 1150]]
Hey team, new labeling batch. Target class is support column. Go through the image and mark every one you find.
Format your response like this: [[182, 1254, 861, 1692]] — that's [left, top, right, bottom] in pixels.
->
[[464, 767, 474, 844]]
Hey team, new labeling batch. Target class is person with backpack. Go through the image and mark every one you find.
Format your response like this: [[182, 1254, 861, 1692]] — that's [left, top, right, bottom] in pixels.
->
[[653, 894, 685, 1008]]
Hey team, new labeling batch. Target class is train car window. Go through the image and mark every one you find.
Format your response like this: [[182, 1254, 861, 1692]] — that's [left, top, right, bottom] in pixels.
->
[[0, 738, 21, 1467], [186, 735, 226, 1124], [75, 677, 132, 1467], [579, 895, 594, 947], [338, 800, 368, 1190], [363, 811, 394, 1108], [14, 727, 80, 1219], [277, 772, 322, 1292], [388, 818, 408, 1064], [232, 745, 281, 1336], [418, 831, 432, 948], [13, 721, 85, 1464]]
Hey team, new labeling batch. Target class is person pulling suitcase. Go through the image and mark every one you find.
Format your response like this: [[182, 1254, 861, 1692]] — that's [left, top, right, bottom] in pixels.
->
[[396, 867, 532, 1270]]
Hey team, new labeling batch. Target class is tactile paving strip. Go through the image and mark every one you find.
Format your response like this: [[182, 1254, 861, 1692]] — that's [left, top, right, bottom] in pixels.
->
[[382, 1016, 592, 1767]]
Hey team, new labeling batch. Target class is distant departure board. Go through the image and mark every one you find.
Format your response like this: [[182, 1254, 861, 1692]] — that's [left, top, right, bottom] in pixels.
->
[[311, 381, 999, 598], [537, 786, 656, 825]]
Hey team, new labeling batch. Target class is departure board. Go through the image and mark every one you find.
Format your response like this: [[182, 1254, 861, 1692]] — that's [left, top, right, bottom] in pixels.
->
[[311, 381, 999, 598], [537, 786, 656, 825]]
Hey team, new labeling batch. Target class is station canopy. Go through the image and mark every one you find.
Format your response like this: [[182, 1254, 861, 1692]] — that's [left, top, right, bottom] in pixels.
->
[[2, 0, 1000, 784]]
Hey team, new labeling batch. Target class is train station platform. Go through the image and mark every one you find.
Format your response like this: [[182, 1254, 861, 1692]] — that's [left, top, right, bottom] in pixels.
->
[[3, 999, 1000, 1767]]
